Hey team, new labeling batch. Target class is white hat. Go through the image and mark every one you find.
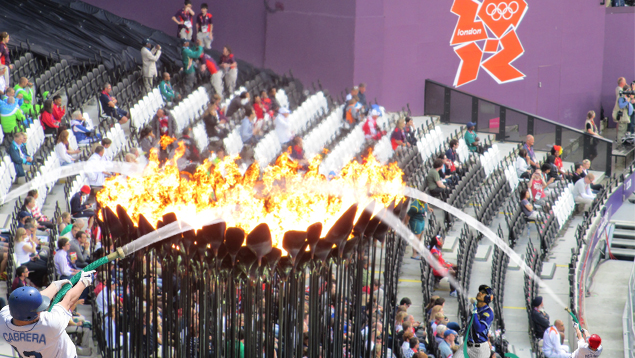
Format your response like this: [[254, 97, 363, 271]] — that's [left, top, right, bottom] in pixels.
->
[[278, 107, 290, 114], [345, 94, 352, 101], [370, 109, 381, 117]]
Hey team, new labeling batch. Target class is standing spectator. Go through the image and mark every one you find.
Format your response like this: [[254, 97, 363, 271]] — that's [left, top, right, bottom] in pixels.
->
[[427, 159, 449, 200], [14, 77, 36, 115], [220, 46, 238, 95], [405, 199, 431, 259], [52, 94, 66, 122], [404, 117, 417, 145], [40, 99, 60, 135], [523, 135, 538, 168], [585, 110, 602, 138], [390, 119, 409, 150], [542, 320, 569, 358], [70, 185, 95, 219], [55, 130, 79, 166], [197, 3, 214, 49], [614, 77, 635, 138], [151, 108, 177, 138], [54, 238, 80, 280], [464, 122, 482, 154], [11, 265, 37, 291], [99, 83, 129, 125], [141, 40, 162, 93], [0, 32, 12, 86], [240, 107, 262, 145], [439, 329, 458, 358], [200, 53, 222, 96], [226, 92, 249, 118], [159, 72, 180, 104], [358, 83, 368, 108], [531, 296, 550, 339], [181, 39, 203, 93], [8, 132, 32, 177], [172, 0, 195, 40], [87, 146, 108, 188], [516, 148, 532, 179], [572, 173, 596, 212], [520, 188, 540, 220], [275, 107, 293, 146], [0, 96, 26, 134]]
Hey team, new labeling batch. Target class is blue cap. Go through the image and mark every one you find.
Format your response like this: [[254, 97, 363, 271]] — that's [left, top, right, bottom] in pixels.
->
[[444, 329, 458, 337], [9, 287, 50, 321], [467, 122, 476, 128]]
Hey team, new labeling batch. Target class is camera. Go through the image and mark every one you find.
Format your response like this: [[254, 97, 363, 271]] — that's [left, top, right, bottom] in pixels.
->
[[620, 90, 635, 96]]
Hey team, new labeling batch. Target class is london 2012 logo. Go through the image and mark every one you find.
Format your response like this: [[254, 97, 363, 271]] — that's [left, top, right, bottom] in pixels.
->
[[450, 0, 528, 87]]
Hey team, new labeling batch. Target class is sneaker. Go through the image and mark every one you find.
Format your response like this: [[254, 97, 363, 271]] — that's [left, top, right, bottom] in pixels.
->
[[449, 291, 458, 297]]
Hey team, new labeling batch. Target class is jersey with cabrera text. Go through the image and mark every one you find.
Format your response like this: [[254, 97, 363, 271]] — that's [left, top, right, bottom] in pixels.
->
[[0, 305, 76, 358], [571, 339, 603, 358]]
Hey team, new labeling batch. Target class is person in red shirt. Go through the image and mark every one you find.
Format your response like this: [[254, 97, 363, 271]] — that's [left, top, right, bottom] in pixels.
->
[[11, 265, 37, 291], [52, 94, 66, 122], [253, 94, 266, 121], [171, 0, 195, 40], [429, 235, 458, 297], [219, 46, 238, 95], [362, 110, 385, 140], [197, 3, 213, 49], [530, 169, 549, 207], [0, 32, 12, 87], [40, 99, 60, 135]]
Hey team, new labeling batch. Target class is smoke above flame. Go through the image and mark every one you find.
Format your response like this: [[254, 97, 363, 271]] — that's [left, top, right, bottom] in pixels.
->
[[96, 143, 404, 248]]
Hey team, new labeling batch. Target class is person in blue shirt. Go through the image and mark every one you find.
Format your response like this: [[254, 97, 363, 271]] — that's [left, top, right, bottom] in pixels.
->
[[240, 107, 262, 145], [7, 132, 32, 177], [454, 284, 494, 358]]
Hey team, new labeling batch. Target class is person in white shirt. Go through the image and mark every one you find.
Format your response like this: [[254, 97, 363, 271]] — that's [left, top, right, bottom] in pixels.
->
[[571, 326, 602, 358], [97, 279, 116, 316], [542, 320, 569, 358], [54, 130, 80, 166], [572, 173, 595, 212], [141, 39, 162, 92], [275, 107, 293, 146], [515, 148, 532, 179], [86, 145, 108, 187]]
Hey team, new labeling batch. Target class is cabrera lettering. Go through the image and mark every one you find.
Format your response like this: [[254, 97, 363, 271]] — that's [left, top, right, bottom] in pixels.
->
[[3, 332, 46, 344]]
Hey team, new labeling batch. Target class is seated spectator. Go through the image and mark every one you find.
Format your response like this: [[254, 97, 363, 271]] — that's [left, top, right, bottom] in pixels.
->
[[362, 109, 385, 140], [543, 320, 569, 358], [438, 153, 458, 186], [226, 91, 249, 118], [54, 238, 80, 280], [14, 77, 36, 115], [424, 295, 440, 316], [70, 185, 95, 219], [404, 117, 417, 145], [240, 107, 263, 145], [520, 188, 540, 220], [431, 312, 449, 333], [69, 230, 91, 269], [435, 324, 447, 344], [570, 162, 584, 184], [87, 146, 108, 188], [52, 94, 66, 122], [151, 108, 177, 138], [62, 221, 84, 240], [70, 110, 101, 144], [439, 329, 457, 358], [2, 87, 22, 107], [541, 163, 559, 188], [267, 87, 281, 113], [446, 139, 465, 176], [139, 127, 157, 156], [220, 46, 238, 95], [13, 228, 48, 287], [40, 99, 60, 135], [581, 159, 603, 192], [11, 265, 36, 291], [275, 107, 293, 146], [177, 127, 201, 163], [402, 330, 415, 357], [428, 235, 457, 297], [99, 83, 129, 125], [531, 296, 550, 339], [573, 173, 596, 212], [57, 211, 71, 234], [391, 119, 409, 150], [22, 196, 55, 230], [101, 138, 113, 160], [427, 159, 449, 200], [395, 311, 407, 333], [547, 145, 566, 176], [290, 136, 309, 169], [516, 148, 532, 179], [8, 132, 32, 177], [523, 135, 538, 168], [26, 190, 49, 223], [405, 337, 419, 358], [252, 94, 268, 121], [530, 169, 549, 207], [464, 122, 482, 154], [124, 153, 137, 163], [159, 72, 180, 104], [0, 96, 26, 134], [55, 130, 80, 166]]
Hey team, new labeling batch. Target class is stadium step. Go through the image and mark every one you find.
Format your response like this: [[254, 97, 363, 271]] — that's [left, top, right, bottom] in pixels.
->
[[613, 229, 635, 239], [474, 245, 492, 262], [612, 238, 635, 248], [609, 247, 635, 258], [507, 254, 525, 271], [540, 262, 556, 280], [610, 220, 635, 260], [442, 234, 459, 253]]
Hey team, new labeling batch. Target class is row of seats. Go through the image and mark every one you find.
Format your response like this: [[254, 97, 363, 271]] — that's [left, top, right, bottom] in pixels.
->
[[36, 59, 75, 100], [472, 167, 510, 226], [0, 156, 17, 204], [288, 91, 328, 134], [480, 144, 504, 178], [490, 226, 511, 338], [552, 183, 576, 231], [24, 119, 45, 158], [172, 87, 209, 134], [302, 107, 343, 159], [192, 122, 209, 156], [67, 64, 109, 110], [456, 224, 479, 328], [524, 240, 544, 356], [130, 88, 165, 131], [11, 52, 42, 86], [319, 124, 365, 176]]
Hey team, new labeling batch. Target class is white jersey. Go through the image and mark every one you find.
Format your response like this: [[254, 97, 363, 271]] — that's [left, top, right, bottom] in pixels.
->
[[571, 339, 603, 358], [0, 305, 76, 358]]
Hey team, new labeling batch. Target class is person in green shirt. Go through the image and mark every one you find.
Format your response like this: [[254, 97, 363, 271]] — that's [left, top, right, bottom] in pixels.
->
[[427, 158, 448, 200], [0, 96, 26, 134], [14, 77, 39, 116], [464, 121, 483, 154], [405, 199, 432, 259], [159, 72, 181, 104], [181, 39, 203, 93]]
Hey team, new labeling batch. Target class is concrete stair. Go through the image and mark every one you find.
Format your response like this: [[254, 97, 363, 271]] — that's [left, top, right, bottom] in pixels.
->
[[610, 220, 635, 260]]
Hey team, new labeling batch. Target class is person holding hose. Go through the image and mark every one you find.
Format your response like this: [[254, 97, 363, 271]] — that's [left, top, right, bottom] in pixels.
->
[[571, 326, 602, 358], [454, 284, 494, 358]]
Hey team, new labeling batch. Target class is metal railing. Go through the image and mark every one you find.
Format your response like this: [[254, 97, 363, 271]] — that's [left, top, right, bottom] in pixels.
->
[[625, 257, 635, 358], [424, 80, 614, 176]]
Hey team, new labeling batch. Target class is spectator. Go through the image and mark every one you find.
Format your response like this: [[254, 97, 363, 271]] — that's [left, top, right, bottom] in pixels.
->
[[87, 145, 108, 188], [520, 188, 540, 220], [226, 92, 249, 118], [571, 162, 584, 184], [14, 77, 36, 115], [70, 110, 100, 144], [572, 173, 596, 212], [402, 330, 415, 357], [446, 139, 464, 175], [8, 132, 32, 177], [220, 46, 238, 95], [252, 94, 267, 121], [139, 126, 157, 156], [172, 0, 195, 40], [22, 196, 55, 230], [531, 296, 550, 339], [614, 77, 634, 138], [431, 312, 449, 333], [1, 96, 26, 135], [358, 83, 367, 108], [125, 153, 137, 164], [202, 101, 229, 139], [516, 148, 532, 179], [542, 320, 569, 358], [429, 235, 457, 297], [62, 221, 84, 241], [541, 163, 558, 188], [52, 94, 66, 122], [275, 107, 293, 146], [439, 329, 458, 358], [436, 324, 447, 344], [585, 110, 602, 138], [438, 153, 458, 186], [69, 230, 91, 269], [0, 32, 12, 86], [181, 39, 204, 93], [101, 138, 113, 160], [580, 160, 603, 192], [70, 185, 95, 219], [390, 119, 409, 150], [464, 122, 483, 154], [27, 190, 49, 224], [197, 3, 214, 49], [240, 107, 262, 145], [405, 199, 431, 259], [427, 158, 448, 200], [547, 145, 566, 176], [523, 135, 538, 168], [0, 67, 5, 93], [54, 238, 80, 280], [404, 117, 417, 145], [290, 136, 309, 168], [151, 108, 177, 138], [141, 39, 162, 93], [159, 72, 180, 104], [40, 99, 60, 135], [99, 83, 129, 125], [11, 265, 37, 291], [268, 87, 281, 113], [13, 227, 38, 267], [344, 96, 360, 125], [362, 109, 384, 140], [57, 212, 72, 236], [55, 130, 79, 166], [406, 337, 419, 358]]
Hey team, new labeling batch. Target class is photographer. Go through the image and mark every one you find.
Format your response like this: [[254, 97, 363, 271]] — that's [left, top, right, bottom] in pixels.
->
[[612, 77, 634, 139]]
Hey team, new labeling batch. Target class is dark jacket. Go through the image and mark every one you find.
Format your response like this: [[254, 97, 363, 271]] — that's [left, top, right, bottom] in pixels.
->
[[8, 141, 28, 177], [70, 192, 88, 216], [225, 97, 244, 118], [151, 113, 177, 138], [531, 309, 550, 339]]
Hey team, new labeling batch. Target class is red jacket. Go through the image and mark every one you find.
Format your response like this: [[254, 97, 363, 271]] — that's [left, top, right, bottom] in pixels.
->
[[40, 111, 60, 130], [53, 104, 66, 122]]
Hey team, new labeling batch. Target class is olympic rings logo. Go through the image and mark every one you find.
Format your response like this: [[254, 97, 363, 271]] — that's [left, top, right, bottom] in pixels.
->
[[485, 1, 519, 21]]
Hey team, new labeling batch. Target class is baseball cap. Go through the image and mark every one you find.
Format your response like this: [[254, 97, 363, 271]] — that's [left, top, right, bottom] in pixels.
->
[[467, 122, 476, 128], [444, 329, 458, 337], [80, 185, 91, 194], [345, 94, 352, 101], [143, 38, 153, 46], [278, 107, 290, 115], [370, 109, 380, 117]]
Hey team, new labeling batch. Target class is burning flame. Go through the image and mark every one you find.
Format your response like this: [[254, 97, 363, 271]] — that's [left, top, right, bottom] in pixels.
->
[[96, 146, 404, 249]]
